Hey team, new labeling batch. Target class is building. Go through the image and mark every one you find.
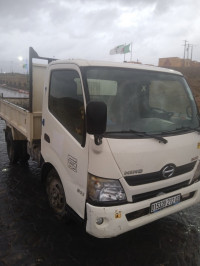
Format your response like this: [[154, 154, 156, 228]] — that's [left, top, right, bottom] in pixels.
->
[[159, 57, 200, 68]]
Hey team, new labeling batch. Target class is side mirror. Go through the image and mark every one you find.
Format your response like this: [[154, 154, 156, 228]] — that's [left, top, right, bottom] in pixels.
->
[[86, 101, 107, 136]]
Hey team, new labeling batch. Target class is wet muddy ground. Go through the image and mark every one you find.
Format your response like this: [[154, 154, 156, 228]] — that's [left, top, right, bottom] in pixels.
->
[[0, 117, 200, 266]]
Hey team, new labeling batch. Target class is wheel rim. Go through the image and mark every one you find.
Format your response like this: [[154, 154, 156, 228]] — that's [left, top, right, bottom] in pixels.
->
[[47, 179, 65, 214]]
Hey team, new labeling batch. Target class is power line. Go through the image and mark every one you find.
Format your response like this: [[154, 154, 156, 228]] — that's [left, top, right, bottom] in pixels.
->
[[182, 41, 197, 61]]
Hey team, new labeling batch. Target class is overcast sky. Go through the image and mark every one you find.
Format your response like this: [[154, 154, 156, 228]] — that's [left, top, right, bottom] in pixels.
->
[[0, 0, 200, 72]]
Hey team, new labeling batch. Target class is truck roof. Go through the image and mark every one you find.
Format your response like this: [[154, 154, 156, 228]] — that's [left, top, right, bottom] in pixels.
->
[[50, 59, 182, 76]]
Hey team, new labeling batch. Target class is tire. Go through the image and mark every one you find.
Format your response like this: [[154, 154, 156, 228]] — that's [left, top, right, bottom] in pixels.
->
[[46, 169, 70, 221], [5, 128, 30, 164], [19, 141, 30, 164], [5, 129, 19, 164]]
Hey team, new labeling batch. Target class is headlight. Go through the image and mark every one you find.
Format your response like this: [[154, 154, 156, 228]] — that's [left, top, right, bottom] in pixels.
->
[[191, 161, 200, 183], [87, 173, 127, 203]]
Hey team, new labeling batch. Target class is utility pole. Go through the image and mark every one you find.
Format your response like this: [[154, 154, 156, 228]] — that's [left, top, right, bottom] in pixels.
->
[[183, 40, 188, 59], [189, 44, 198, 61], [190, 44, 193, 60], [186, 43, 190, 60]]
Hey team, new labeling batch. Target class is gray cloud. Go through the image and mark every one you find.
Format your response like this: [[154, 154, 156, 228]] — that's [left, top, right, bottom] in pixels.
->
[[0, 0, 199, 71]]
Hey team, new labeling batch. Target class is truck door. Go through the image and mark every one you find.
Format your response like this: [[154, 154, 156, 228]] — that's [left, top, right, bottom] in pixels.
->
[[41, 64, 88, 219]]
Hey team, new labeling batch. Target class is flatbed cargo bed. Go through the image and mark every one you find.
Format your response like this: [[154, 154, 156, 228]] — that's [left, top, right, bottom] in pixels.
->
[[0, 96, 42, 142], [0, 62, 47, 143]]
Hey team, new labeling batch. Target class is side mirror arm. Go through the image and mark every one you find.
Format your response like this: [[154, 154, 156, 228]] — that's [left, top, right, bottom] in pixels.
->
[[94, 135, 103, 145]]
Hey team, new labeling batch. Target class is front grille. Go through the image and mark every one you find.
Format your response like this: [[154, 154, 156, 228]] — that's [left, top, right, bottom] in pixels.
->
[[125, 161, 196, 186], [132, 180, 190, 203]]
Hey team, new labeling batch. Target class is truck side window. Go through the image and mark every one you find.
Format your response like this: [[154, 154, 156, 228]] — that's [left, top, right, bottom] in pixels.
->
[[49, 70, 84, 144]]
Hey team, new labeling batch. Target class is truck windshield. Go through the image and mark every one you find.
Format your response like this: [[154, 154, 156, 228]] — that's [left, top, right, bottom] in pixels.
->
[[83, 67, 199, 136]]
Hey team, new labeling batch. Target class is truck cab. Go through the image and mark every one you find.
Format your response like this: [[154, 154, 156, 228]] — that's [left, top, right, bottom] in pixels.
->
[[41, 59, 200, 238]]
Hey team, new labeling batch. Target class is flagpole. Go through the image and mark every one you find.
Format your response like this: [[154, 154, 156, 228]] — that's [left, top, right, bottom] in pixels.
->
[[124, 43, 126, 62], [130, 42, 133, 61]]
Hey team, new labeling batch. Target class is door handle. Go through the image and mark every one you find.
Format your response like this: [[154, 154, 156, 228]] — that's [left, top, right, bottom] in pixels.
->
[[44, 133, 50, 143]]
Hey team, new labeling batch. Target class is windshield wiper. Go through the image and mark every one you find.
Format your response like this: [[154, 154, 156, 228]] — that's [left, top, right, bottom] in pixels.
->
[[174, 127, 200, 133], [106, 130, 168, 143], [129, 130, 168, 144]]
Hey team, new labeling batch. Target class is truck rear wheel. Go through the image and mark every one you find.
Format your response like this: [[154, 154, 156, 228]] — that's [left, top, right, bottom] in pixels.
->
[[5, 128, 30, 164], [5, 129, 19, 164], [19, 141, 30, 164], [46, 169, 70, 221]]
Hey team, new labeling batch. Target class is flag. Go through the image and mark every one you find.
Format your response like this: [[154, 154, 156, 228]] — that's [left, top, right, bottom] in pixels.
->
[[123, 43, 131, 54], [110, 43, 131, 55], [23, 64, 28, 69], [110, 44, 124, 55]]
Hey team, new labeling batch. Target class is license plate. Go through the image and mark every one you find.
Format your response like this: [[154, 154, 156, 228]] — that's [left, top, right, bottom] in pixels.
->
[[150, 194, 181, 213]]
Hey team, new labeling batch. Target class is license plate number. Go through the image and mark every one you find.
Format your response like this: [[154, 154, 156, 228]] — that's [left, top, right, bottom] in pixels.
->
[[150, 194, 181, 213]]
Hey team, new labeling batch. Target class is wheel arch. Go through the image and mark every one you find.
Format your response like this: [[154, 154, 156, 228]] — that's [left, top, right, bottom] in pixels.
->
[[5, 125, 13, 141], [41, 162, 67, 197], [5, 124, 27, 141], [41, 161, 85, 223], [41, 162, 55, 184]]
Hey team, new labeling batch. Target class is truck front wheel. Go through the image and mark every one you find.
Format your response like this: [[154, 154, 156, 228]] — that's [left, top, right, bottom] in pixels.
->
[[46, 169, 70, 221]]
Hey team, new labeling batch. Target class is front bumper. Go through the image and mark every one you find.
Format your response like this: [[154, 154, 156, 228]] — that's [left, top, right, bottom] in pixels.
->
[[86, 181, 200, 238]]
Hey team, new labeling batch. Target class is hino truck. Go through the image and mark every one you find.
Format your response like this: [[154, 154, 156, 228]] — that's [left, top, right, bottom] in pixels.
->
[[0, 47, 200, 238]]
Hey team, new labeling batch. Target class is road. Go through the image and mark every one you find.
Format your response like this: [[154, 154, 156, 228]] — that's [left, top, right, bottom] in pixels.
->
[[0, 87, 200, 265]]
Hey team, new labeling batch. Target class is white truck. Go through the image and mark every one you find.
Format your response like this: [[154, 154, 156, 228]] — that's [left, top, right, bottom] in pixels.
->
[[1, 47, 200, 238]]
